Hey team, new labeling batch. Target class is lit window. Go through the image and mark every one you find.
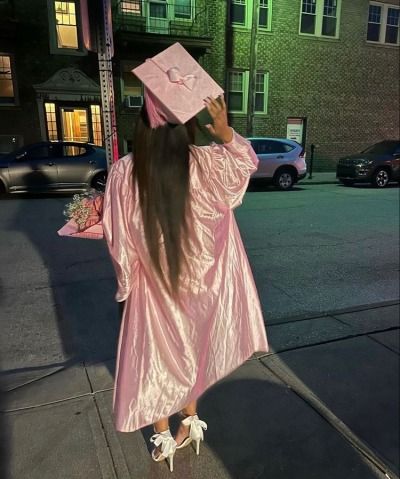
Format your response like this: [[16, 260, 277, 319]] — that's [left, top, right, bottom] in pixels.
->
[[254, 72, 268, 113], [259, 0, 270, 28], [227, 70, 248, 113], [45, 103, 58, 140], [90, 105, 103, 146], [55, 1, 79, 49], [230, 0, 246, 26], [0, 54, 15, 104], [121, 0, 141, 15], [367, 3, 399, 44], [300, 0, 341, 38]]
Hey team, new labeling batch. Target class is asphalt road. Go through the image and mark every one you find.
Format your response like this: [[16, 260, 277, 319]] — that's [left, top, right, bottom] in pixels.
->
[[0, 182, 399, 372]]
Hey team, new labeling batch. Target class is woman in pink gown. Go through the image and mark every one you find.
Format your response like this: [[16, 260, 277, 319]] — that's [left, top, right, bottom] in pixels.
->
[[102, 96, 269, 471]]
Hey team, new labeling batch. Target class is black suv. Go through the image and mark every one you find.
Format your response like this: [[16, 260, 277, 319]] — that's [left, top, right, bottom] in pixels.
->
[[336, 140, 400, 188]]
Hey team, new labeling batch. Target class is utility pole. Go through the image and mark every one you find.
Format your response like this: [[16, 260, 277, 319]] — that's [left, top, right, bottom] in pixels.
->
[[247, 0, 259, 137], [96, 0, 119, 169]]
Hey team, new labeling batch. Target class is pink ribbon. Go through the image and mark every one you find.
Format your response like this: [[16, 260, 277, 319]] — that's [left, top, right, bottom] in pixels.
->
[[166, 67, 196, 91]]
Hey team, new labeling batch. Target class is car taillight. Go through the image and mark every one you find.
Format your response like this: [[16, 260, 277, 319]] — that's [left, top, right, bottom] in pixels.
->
[[299, 149, 305, 158]]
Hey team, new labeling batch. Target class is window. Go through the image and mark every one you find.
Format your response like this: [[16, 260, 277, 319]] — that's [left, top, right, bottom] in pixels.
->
[[254, 72, 268, 113], [0, 54, 15, 105], [230, 0, 246, 26], [26, 145, 56, 159], [259, 0, 271, 29], [90, 105, 103, 146], [63, 145, 87, 156], [45, 103, 58, 140], [368, 3, 399, 45], [175, 0, 192, 19], [300, 0, 341, 38], [122, 67, 143, 108], [121, 0, 141, 15], [227, 70, 248, 113], [55, 1, 79, 49]]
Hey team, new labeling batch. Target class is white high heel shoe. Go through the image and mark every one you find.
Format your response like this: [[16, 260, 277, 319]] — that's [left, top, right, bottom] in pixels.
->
[[176, 413, 208, 455], [150, 428, 177, 472]]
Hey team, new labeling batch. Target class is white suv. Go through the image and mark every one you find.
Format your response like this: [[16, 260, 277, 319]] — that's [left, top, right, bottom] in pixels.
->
[[248, 138, 307, 190]]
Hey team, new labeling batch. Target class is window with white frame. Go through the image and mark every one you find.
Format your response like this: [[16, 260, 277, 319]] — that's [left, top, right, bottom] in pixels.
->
[[0, 54, 16, 105], [230, 0, 247, 26], [227, 70, 249, 113], [300, 0, 341, 38], [54, 1, 79, 49], [254, 72, 268, 113], [367, 2, 399, 45], [175, 0, 192, 19], [259, 0, 271, 29]]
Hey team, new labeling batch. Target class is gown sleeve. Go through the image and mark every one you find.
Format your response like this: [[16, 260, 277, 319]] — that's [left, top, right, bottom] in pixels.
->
[[102, 158, 138, 302], [202, 129, 259, 209]]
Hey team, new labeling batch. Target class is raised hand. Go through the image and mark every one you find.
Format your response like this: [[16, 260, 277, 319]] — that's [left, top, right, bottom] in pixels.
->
[[204, 96, 233, 144]]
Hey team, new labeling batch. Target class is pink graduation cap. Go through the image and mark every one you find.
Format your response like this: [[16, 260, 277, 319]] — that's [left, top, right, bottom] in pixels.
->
[[132, 42, 224, 127]]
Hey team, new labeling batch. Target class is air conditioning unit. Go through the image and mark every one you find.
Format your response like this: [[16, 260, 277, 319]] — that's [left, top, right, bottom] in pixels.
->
[[125, 95, 143, 108]]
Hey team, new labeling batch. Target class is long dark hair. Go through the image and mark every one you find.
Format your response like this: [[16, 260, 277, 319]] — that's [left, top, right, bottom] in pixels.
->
[[132, 105, 195, 296]]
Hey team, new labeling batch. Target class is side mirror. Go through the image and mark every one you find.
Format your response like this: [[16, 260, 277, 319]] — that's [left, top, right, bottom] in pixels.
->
[[15, 152, 27, 160]]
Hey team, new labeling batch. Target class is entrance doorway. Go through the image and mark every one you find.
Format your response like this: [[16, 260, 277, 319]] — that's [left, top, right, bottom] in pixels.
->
[[60, 107, 89, 142]]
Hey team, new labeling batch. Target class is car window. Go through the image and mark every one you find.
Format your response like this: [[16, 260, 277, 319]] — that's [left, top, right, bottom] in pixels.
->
[[63, 145, 87, 157], [361, 141, 398, 155], [26, 145, 55, 159], [267, 141, 287, 154], [282, 143, 295, 153]]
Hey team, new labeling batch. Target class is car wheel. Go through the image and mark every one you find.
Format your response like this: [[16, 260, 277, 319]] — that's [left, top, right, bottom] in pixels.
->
[[372, 169, 390, 188], [340, 179, 355, 186], [273, 169, 295, 190], [91, 172, 107, 192]]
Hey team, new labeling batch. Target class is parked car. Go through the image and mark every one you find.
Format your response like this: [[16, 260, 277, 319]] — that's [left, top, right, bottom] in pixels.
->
[[336, 140, 400, 188], [0, 141, 107, 195], [248, 137, 307, 190]]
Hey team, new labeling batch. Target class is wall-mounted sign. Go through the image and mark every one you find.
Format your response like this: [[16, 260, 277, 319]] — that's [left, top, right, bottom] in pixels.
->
[[287, 118, 304, 145]]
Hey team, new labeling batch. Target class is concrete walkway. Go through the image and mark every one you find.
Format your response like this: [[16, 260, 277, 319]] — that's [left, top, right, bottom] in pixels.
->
[[1, 302, 398, 479]]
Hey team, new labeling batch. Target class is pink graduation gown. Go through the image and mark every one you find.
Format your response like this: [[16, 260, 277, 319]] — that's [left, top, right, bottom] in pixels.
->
[[102, 130, 269, 432]]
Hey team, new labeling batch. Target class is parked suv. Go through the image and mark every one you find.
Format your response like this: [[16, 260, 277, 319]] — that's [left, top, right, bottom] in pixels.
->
[[0, 141, 107, 195], [336, 140, 400, 188], [248, 138, 307, 190]]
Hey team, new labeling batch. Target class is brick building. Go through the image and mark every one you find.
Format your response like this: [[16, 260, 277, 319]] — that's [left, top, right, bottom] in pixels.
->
[[0, 0, 399, 170]]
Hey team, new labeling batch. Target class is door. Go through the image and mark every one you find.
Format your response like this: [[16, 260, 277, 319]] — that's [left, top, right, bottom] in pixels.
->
[[147, 0, 169, 33], [60, 107, 89, 143], [9, 144, 59, 191], [56, 144, 95, 187]]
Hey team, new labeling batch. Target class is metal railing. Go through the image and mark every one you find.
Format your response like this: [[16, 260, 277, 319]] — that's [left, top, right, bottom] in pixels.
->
[[113, 0, 209, 38]]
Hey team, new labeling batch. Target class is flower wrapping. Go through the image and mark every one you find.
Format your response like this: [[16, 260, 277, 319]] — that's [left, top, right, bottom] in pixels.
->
[[57, 190, 104, 240], [132, 42, 224, 124]]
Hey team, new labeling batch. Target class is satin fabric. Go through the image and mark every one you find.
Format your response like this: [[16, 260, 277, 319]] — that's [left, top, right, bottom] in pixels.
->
[[102, 130, 269, 432]]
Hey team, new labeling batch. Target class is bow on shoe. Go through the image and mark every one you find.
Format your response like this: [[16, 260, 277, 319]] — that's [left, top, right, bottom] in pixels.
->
[[181, 414, 208, 441], [150, 430, 177, 458]]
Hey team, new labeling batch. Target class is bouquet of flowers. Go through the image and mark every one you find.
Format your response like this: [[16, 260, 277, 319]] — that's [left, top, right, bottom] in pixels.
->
[[58, 189, 104, 239]]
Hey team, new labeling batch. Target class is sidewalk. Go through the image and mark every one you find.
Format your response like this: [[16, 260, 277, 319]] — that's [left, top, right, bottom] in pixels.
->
[[300, 171, 338, 185], [1, 302, 398, 479]]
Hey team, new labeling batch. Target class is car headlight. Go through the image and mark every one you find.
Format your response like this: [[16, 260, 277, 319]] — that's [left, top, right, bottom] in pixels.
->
[[356, 159, 373, 167]]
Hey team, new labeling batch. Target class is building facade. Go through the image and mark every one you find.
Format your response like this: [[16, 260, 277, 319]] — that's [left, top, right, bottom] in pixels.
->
[[0, 0, 399, 171]]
